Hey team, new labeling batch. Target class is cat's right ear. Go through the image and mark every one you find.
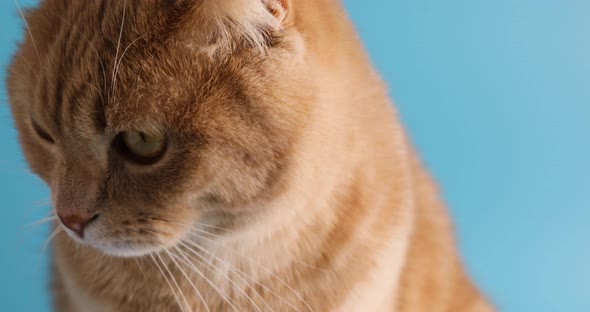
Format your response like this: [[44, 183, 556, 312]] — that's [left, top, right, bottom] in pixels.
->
[[175, 0, 300, 55], [262, 0, 293, 26]]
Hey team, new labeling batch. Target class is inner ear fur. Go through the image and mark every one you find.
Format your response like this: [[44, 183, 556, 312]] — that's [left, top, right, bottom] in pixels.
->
[[263, 0, 292, 24], [176, 0, 296, 55]]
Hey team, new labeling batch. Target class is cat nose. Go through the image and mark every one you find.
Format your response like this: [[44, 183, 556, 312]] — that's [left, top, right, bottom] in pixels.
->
[[57, 213, 99, 238]]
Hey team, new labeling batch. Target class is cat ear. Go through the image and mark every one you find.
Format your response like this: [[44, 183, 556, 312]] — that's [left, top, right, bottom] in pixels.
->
[[179, 0, 296, 55], [263, 0, 292, 25]]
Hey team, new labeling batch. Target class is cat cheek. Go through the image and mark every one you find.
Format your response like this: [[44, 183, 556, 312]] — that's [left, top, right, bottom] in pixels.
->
[[20, 137, 57, 183]]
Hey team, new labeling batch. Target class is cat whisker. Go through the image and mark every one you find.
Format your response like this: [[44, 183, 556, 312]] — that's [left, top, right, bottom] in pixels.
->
[[133, 258, 150, 284], [196, 223, 237, 233], [32, 225, 60, 280], [157, 253, 192, 312], [61, 78, 107, 106], [21, 200, 54, 229], [156, 251, 192, 312], [191, 226, 330, 274], [176, 242, 265, 312], [112, 33, 148, 95], [43, 226, 63, 253], [170, 247, 241, 312], [179, 240, 287, 312], [16, 207, 53, 253], [163, 219, 229, 233], [12, 2, 43, 81], [34, 10, 108, 103], [26, 215, 58, 228], [181, 236, 302, 311], [157, 218, 328, 274], [165, 249, 211, 312], [15, 0, 41, 64], [149, 253, 189, 312], [185, 228, 314, 312], [7, 57, 40, 80], [147, 221, 269, 310], [91, 253, 108, 284], [110, 0, 128, 100]]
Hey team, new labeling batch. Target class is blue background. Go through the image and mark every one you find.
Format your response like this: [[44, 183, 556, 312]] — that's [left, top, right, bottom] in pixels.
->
[[1, 1, 589, 311]]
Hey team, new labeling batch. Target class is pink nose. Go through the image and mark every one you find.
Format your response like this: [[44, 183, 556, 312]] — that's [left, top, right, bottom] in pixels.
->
[[58, 213, 99, 238]]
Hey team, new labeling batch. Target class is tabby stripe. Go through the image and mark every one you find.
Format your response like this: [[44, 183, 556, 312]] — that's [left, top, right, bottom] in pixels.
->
[[38, 75, 50, 120], [50, 7, 78, 134], [95, 0, 109, 98], [95, 0, 108, 29], [50, 39, 65, 134], [61, 5, 91, 133], [94, 83, 108, 132], [70, 46, 102, 122], [66, 81, 90, 126]]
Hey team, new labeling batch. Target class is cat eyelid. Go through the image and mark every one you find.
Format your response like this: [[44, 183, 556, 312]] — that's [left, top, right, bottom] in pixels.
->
[[30, 118, 56, 144]]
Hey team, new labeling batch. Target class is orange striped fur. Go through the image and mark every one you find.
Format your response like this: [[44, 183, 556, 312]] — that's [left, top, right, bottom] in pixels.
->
[[7, 0, 493, 311]]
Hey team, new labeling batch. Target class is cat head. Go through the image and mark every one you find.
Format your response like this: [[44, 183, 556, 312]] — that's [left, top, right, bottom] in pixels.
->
[[7, 0, 313, 257]]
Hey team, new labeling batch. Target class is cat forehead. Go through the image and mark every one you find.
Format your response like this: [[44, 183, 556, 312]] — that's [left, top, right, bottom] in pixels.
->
[[28, 0, 276, 122], [101, 56, 256, 136], [32, 0, 282, 54]]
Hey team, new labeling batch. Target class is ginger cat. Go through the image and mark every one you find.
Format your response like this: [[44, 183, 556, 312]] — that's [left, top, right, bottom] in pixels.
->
[[7, 0, 493, 311]]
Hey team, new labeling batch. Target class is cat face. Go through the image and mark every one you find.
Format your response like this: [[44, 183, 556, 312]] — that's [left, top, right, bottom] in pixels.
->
[[8, 0, 310, 257]]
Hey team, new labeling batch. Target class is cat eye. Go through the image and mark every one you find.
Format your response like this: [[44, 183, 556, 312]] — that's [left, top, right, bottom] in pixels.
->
[[115, 130, 167, 164], [31, 119, 55, 144]]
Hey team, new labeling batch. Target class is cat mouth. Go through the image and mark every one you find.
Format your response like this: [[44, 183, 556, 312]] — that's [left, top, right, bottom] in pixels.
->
[[59, 218, 189, 258], [65, 230, 174, 258], [91, 240, 167, 258]]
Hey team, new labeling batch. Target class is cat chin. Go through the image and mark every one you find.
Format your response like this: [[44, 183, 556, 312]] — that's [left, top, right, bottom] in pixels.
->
[[97, 245, 165, 258], [63, 227, 171, 258]]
